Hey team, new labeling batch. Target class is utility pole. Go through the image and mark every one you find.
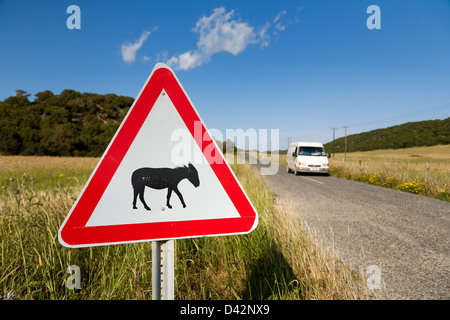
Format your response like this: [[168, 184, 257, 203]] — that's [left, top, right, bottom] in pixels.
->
[[343, 126, 348, 162], [331, 128, 337, 157]]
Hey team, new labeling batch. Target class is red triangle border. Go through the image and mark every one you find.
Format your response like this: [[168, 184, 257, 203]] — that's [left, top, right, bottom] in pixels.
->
[[58, 65, 258, 247]]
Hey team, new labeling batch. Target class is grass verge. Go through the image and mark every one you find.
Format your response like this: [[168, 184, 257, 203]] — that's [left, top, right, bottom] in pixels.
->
[[328, 146, 450, 202], [271, 145, 450, 202], [0, 156, 367, 299]]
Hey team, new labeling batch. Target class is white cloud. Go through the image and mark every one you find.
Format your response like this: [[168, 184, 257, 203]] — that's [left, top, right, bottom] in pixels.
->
[[121, 27, 158, 63], [258, 22, 271, 48], [195, 7, 257, 56], [273, 10, 285, 23], [273, 10, 287, 32], [166, 51, 204, 71], [164, 7, 296, 70]]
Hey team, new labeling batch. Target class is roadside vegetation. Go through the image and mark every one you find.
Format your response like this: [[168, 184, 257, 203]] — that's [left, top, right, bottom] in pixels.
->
[[0, 90, 132, 157], [329, 145, 450, 202], [0, 155, 368, 300], [0, 90, 236, 158], [275, 145, 450, 202]]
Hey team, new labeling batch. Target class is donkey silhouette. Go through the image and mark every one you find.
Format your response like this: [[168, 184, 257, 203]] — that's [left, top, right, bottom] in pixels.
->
[[132, 163, 200, 211]]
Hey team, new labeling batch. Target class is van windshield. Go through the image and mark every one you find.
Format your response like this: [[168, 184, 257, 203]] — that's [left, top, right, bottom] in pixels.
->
[[298, 147, 325, 156]]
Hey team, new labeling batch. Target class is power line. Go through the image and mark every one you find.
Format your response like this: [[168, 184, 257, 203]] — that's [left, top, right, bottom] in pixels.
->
[[285, 102, 450, 147], [341, 102, 450, 129]]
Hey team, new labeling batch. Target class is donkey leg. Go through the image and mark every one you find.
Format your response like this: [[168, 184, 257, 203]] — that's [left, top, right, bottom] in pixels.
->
[[132, 187, 139, 209], [138, 187, 151, 211], [173, 187, 186, 208], [166, 188, 173, 209]]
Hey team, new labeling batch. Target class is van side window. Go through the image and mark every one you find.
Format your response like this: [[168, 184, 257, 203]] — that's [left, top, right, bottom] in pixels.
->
[[294, 147, 297, 157]]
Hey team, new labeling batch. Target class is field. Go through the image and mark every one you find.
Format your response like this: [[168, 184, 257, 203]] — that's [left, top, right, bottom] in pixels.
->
[[275, 145, 450, 202], [0, 155, 369, 300]]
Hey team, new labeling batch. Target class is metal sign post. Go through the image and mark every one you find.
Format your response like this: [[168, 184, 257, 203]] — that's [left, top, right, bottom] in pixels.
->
[[152, 240, 174, 300]]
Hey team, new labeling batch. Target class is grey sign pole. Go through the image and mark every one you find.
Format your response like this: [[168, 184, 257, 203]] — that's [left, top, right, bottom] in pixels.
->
[[152, 240, 174, 300]]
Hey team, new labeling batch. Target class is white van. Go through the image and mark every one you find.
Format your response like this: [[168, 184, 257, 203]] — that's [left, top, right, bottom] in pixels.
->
[[286, 142, 330, 175]]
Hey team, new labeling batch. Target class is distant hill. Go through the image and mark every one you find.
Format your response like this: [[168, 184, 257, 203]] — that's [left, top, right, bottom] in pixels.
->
[[323, 118, 450, 153], [2, 90, 449, 156], [0, 89, 134, 156], [0, 89, 242, 157]]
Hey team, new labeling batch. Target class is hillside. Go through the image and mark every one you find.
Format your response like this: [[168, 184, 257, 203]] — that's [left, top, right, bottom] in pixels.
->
[[1, 90, 449, 156], [0, 90, 134, 156], [324, 118, 450, 153], [0, 90, 240, 157]]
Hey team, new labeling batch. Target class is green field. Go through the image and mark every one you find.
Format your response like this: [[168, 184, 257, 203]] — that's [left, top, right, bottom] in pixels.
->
[[0, 155, 368, 300]]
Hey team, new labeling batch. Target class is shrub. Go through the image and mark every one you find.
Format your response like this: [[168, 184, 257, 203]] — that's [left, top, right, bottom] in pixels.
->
[[396, 181, 426, 195]]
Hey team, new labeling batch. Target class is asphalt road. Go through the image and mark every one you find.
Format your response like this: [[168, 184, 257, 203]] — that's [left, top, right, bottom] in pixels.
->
[[251, 159, 450, 300]]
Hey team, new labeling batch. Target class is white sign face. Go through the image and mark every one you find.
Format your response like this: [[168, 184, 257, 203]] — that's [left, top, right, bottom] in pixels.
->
[[58, 63, 258, 248], [85, 90, 240, 227]]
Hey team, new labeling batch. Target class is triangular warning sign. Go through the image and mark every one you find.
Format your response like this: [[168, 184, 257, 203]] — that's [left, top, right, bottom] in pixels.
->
[[58, 63, 258, 248]]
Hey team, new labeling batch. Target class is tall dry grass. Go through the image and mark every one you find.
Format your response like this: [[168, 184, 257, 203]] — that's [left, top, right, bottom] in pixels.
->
[[329, 146, 450, 201], [0, 156, 368, 300], [273, 146, 450, 201], [176, 163, 368, 300]]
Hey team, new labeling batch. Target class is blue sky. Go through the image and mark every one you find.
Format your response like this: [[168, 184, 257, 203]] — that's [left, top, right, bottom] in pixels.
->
[[1, 0, 450, 150]]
